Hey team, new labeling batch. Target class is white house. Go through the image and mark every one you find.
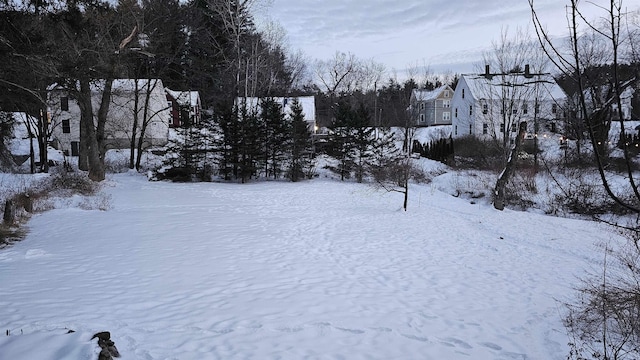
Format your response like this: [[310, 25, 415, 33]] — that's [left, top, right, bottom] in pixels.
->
[[409, 85, 454, 127], [452, 65, 567, 142], [49, 79, 170, 156], [237, 96, 317, 133]]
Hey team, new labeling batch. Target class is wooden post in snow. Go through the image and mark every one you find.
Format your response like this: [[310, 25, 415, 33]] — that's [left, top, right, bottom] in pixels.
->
[[3, 200, 14, 225]]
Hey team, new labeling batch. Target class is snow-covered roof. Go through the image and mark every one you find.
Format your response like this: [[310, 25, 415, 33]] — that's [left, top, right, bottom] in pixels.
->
[[166, 89, 200, 108], [238, 96, 316, 122], [48, 79, 165, 93], [461, 73, 566, 101], [412, 85, 451, 102]]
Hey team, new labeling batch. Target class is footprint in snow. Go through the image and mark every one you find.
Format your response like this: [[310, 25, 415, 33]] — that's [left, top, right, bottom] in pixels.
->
[[442, 337, 473, 349], [335, 327, 364, 334], [401, 333, 429, 342], [480, 342, 503, 351]]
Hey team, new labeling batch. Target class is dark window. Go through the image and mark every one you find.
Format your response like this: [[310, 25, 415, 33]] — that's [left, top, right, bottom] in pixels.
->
[[469, 105, 473, 116], [462, 88, 465, 99], [62, 119, 70, 134], [552, 103, 558, 114], [482, 103, 488, 114], [469, 124, 472, 134], [523, 104, 528, 114], [511, 123, 517, 132], [61, 97, 69, 111], [500, 123, 505, 133], [483, 123, 488, 134]]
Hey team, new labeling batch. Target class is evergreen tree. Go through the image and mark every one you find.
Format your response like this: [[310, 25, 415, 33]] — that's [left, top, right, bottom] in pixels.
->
[[325, 101, 376, 182], [287, 98, 314, 182], [326, 101, 357, 181], [259, 98, 289, 178], [352, 103, 375, 183]]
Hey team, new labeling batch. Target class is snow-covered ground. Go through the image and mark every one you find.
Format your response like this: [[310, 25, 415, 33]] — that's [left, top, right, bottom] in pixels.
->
[[0, 170, 625, 360]]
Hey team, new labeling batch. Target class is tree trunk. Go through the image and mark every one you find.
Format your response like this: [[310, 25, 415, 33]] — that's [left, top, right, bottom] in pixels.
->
[[494, 121, 527, 211], [38, 107, 48, 173], [129, 80, 140, 169], [79, 79, 105, 181], [96, 78, 113, 161], [135, 79, 157, 171]]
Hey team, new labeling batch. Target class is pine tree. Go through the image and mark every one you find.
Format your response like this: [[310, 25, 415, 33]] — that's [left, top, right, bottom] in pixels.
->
[[259, 98, 289, 178], [351, 103, 375, 183], [287, 98, 314, 181]]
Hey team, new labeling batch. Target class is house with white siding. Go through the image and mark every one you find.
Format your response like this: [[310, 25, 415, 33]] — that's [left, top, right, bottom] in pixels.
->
[[48, 79, 170, 156], [451, 65, 567, 144]]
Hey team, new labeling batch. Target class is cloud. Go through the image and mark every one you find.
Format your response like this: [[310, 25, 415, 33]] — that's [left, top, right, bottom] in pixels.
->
[[256, 0, 621, 76]]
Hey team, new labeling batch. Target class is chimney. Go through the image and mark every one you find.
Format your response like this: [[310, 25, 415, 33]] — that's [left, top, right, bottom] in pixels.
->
[[485, 64, 490, 78], [524, 64, 533, 78]]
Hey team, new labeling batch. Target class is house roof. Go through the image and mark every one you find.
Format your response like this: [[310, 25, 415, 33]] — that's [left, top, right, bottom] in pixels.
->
[[166, 89, 200, 108], [461, 73, 566, 101], [48, 79, 165, 93], [238, 96, 316, 122], [412, 85, 451, 102]]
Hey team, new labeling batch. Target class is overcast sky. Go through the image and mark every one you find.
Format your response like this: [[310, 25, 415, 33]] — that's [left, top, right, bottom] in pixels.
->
[[256, 0, 632, 78]]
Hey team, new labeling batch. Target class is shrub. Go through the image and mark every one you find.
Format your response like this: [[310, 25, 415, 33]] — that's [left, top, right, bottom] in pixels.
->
[[452, 136, 505, 171], [565, 240, 640, 360]]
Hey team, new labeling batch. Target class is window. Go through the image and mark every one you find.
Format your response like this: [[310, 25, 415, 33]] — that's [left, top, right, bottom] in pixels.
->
[[455, 125, 458, 136], [511, 123, 517, 132], [61, 97, 69, 111], [552, 103, 558, 114], [62, 119, 70, 134], [462, 88, 465, 99], [483, 123, 488, 134], [535, 103, 540, 114], [444, 90, 450, 97], [523, 104, 528, 115], [500, 123, 505, 133], [482, 103, 488, 114], [443, 100, 450, 108], [512, 108, 518, 115], [454, 108, 458, 118], [469, 124, 472, 135], [419, 114, 425, 123], [443, 112, 450, 121], [469, 105, 473, 116], [420, 102, 425, 111]]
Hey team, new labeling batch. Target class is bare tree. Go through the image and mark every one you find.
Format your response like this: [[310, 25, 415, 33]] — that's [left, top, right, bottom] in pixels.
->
[[530, 1, 640, 358], [530, 0, 640, 213]]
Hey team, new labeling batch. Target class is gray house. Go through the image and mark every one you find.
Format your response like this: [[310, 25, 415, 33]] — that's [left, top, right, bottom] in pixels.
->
[[409, 85, 454, 127]]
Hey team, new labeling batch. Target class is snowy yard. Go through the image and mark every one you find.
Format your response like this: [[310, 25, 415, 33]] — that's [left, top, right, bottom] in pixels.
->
[[0, 171, 624, 359]]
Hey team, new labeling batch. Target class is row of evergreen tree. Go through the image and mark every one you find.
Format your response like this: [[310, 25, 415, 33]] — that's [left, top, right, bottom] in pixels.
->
[[157, 98, 422, 184], [160, 98, 315, 183]]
